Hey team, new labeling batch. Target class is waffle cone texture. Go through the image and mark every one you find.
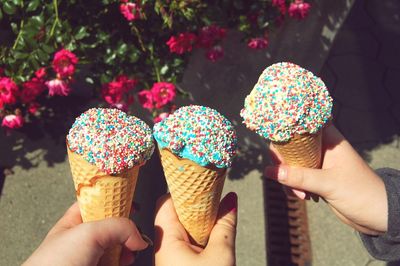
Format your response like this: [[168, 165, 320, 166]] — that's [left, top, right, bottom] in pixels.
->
[[159, 148, 226, 247], [272, 133, 322, 168], [67, 146, 140, 266]]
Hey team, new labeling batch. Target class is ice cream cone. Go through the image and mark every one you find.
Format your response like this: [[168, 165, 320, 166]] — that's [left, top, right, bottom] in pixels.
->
[[159, 148, 226, 247], [67, 146, 141, 266], [272, 132, 322, 168]]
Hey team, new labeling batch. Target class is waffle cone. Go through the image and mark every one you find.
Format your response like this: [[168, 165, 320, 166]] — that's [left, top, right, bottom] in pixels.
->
[[67, 146, 141, 266], [272, 132, 322, 168], [158, 148, 226, 247]]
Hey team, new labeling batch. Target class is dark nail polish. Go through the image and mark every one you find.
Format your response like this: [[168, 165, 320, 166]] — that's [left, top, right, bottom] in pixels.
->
[[224, 192, 238, 213]]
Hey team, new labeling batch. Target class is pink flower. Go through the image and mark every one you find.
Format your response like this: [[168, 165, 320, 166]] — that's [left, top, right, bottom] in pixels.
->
[[166, 33, 197, 54], [153, 112, 170, 123], [35, 68, 47, 79], [138, 90, 154, 110], [247, 38, 269, 49], [272, 0, 287, 15], [151, 82, 176, 108], [288, 0, 311, 20], [102, 81, 124, 105], [197, 25, 227, 49], [52, 49, 78, 78], [2, 114, 24, 129], [120, 2, 141, 21], [206, 46, 224, 62], [0, 77, 19, 108], [28, 103, 40, 115], [45, 79, 71, 96], [21, 78, 46, 103], [115, 75, 137, 92], [101, 75, 137, 106]]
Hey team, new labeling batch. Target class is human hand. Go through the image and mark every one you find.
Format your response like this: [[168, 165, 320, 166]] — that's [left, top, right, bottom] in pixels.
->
[[23, 202, 149, 266], [154, 192, 237, 266], [265, 125, 387, 235]]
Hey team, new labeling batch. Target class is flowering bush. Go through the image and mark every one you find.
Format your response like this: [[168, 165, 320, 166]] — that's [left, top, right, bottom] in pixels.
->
[[0, 0, 311, 130]]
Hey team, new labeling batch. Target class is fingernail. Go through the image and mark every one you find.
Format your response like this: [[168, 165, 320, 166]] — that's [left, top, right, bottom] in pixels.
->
[[296, 190, 306, 199], [265, 166, 287, 181], [224, 192, 238, 213], [141, 233, 153, 247], [277, 167, 287, 181]]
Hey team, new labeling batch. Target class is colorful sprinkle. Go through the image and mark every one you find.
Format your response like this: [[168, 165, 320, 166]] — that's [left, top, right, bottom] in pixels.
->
[[67, 108, 154, 174], [240, 62, 333, 142], [153, 105, 237, 168]]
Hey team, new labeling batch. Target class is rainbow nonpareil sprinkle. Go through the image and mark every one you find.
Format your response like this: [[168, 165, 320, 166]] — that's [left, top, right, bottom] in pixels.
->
[[67, 108, 154, 174], [240, 62, 333, 142], [153, 105, 237, 168]]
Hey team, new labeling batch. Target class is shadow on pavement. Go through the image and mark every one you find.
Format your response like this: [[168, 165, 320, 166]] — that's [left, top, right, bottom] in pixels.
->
[[321, 0, 400, 161]]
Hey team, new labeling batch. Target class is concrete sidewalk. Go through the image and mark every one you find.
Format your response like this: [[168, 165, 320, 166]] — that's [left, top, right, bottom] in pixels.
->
[[2, 0, 400, 265]]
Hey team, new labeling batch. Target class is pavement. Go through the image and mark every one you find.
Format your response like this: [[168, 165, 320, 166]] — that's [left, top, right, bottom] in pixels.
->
[[1, 0, 400, 265]]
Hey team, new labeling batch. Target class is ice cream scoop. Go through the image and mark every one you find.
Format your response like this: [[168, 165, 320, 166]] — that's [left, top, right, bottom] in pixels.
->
[[241, 62, 333, 168], [241, 62, 332, 143]]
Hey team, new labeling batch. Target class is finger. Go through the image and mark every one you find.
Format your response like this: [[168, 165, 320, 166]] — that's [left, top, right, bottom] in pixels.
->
[[84, 218, 149, 252], [206, 192, 237, 260], [154, 194, 190, 246], [154, 194, 199, 264], [265, 165, 332, 197], [323, 124, 346, 148], [268, 143, 284, 165], [48, 202, 82, 235]]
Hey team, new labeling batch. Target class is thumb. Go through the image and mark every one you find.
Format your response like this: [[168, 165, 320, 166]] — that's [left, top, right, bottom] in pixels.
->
[[205, 192, 237, 261], [83, 217, 149, 252], [265, 165, 333, 197]]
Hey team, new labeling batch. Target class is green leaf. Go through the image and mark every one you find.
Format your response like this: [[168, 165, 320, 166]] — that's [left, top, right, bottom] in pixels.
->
[[160, 65, 169, 75], [74, 26, 88, 40], [10, 0, 22, 6], [13, 51, 29, 60], [116, 43, 128, 55], [29, 15, 43, 28], [10, 22, 18, 33], [29, 56, 40, 69], [42, 44, 54, 54], [104, 52, 116, 64], [0, 8, 3, 20], [100, 73, 110, 84], [64, 42, 77, 51], [128, 50, 140, 63], [36, 48, 48, 62], [3, 2, 17, 15], [26, 0, 40, 12]]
